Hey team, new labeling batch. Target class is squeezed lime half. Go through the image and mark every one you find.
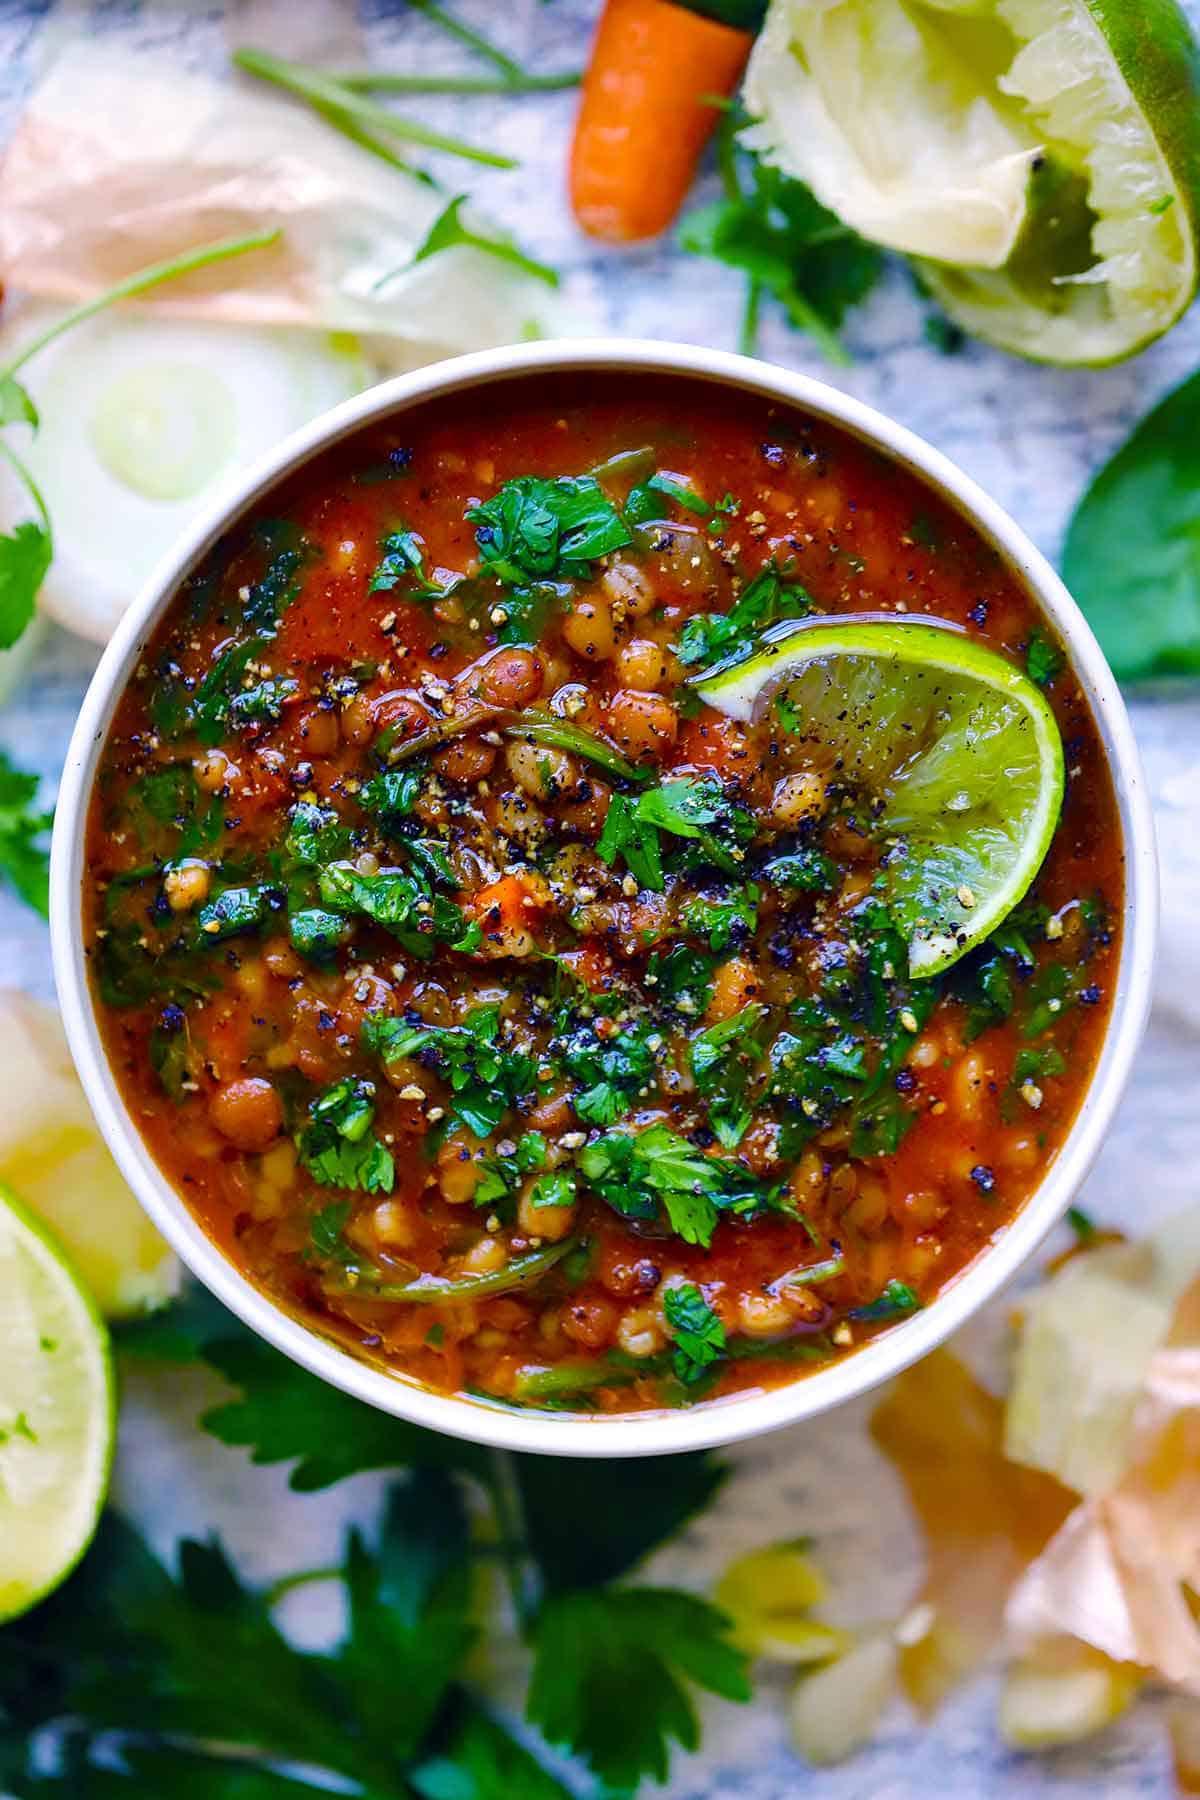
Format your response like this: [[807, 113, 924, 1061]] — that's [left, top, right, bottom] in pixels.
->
[[693, 618, 1065, 976], [745, 0, 1200, 363], [0, 1182, 114, 1622]]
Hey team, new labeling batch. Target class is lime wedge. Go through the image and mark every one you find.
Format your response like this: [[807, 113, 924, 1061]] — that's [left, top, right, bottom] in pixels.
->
[[0, 1182, 114, 1622], [744, 0, 1200, 364], [693, 619, 1065, 976]]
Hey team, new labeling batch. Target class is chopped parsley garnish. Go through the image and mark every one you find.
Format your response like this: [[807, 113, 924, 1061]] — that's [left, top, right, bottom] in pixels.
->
[[1026, 630, 1064, 688], [317, 863, 480, 957], [473, 1131, 548, 1211], [689, 1003, 768, 1148], [663, 1282, 727, 1384], [529, 1169, 578, 1210], [467, 475, 631, 586], [851, 1279, 920, 1322], [578, 1124, 774, 1249], [358, 767, 423, 824], [679, 884, 760, 952], [363, 1005, 537, 1138], [597, 776, 752, 892], [195, 883, 279, 943], [556, 1015, 661, 1126], [676, 558, 814, 670], [285, 800, 351, 866], [228, 675, 299, 727], [297, 1078, 395, 1194], [624, 470, 710, 524], [0, 750, 52, 917], [368, 525, 454, 601]]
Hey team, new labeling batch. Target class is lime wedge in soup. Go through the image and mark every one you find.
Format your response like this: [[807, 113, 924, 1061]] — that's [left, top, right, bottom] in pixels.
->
[[744, 0, 1200, 363], [0, 1182, 114, 1622], [692, 619, 1065, 977]]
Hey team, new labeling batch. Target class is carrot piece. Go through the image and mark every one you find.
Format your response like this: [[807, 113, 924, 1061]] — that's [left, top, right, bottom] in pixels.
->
[[570, 0, 753, 243]]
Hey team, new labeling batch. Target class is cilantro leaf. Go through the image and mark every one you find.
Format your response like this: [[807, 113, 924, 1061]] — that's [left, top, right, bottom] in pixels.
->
[[680, 123, 881, 361], [0, 372, 37, 428], [318, 861, 479, 957], [596, 776, 751, 893], [200, 1334, 491, 1489], [557, 1015, 661, 1126], [359, 766, 423, 823], [229, 675, 300, 727], [689, 1003, 767, 1148], [680, 883, 759, 952], [579, 1122, 772, 1248], [363, 1005, 536, 1138], [1026, 629, 1064, 687], [676, 558, 814, 670], [296, 1077, 395, 1194], [527, 1587, 749, 1790], [0, 751, 52, 917], [0, 518, 50, 650], [468, 475, 631, 586], [412, 1696, 574, 1800], [368, 525, 456, 602], [663, 1282, 727, 1385], [851, 1278, 920, 1322]]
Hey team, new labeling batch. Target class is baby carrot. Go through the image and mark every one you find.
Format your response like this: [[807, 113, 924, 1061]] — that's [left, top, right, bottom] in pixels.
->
[[570, 0, 756, 243]]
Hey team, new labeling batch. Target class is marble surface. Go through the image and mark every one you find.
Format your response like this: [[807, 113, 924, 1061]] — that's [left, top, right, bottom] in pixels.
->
[[2, 2, 1200, 1794]]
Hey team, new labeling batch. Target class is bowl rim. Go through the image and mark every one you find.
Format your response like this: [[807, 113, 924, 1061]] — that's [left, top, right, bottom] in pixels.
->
[[50, 336, 1158, 1459]]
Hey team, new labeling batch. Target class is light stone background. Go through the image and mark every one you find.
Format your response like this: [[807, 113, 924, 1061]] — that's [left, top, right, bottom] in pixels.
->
[[2, 1, 1200, 1793]]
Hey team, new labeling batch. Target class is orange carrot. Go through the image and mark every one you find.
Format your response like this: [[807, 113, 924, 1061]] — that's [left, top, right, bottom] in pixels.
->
[[570, 0, 754, 243]]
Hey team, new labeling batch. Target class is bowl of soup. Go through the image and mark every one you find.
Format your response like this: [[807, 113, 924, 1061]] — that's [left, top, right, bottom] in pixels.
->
[[50, 341, 1157, 1456]]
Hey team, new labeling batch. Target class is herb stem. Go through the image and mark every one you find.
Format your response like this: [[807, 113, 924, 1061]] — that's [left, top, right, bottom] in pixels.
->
[[738, 276, 762, 357], [336, 69, 581, 96], [488, 1448, 539, 1634], [233, 48, 517, 169], [2, 229, 281, 378], [406, 0, 525, 80], [264, 1565, 342, 1607], [0, 438, 52, 535]]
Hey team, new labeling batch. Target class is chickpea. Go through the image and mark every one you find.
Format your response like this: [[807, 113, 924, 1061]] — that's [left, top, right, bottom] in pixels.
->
[[845, 1176, 888, 1236], [893, 1188, 948, 1230], [373, 693, 428, 747], [616, 637, 671, 692], [297, 707, 339, 757], [771, 770, 828, 828], [479, 647, 544, 708], [909, 1032, 942, 1071], [562, 597, 615, 660], [210, 1078, 283, 1152], [437, 1131, 485, 1204], [263, 937, 302, 980], [527, 1088, 574, 1134], [194, 750, 238, 793], [789, 1149, 827, 1209], [738, 1291, 802, 1337], [164, 859, 211, 914], [707, 955, 760, 1022], [460, 1236, 507, 1276], [434, 734, 497, 784], [602, 560, 657, 619], [505, 738, 577, 800], [561, 1293, 618, 1351], [260, 1141, 297, 1189], [951, 1048, 988, 1123], [609, 689, 678, 763], [372, 1201, 415, 1248], [341, 692, 375, 747], [617, 1303, 668, 1358], [410, 981, 453, 1026], [517, 1178, 577, 1243], [559, 776, 611, 837], [233, 958, 267, 1005]]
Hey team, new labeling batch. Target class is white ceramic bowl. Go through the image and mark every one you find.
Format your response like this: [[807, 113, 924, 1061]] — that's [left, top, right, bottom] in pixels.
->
[[50, 339, 1158, 1458]]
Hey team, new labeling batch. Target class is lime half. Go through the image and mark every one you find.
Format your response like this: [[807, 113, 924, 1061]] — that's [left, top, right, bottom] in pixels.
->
[[744, 0, 1200, 364], [693, 618, 1065, 976], [0, 1182, 114, 1622]]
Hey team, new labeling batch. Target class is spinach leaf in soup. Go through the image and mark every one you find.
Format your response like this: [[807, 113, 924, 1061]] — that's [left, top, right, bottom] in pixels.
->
[[1064, 366, 1200, 681]]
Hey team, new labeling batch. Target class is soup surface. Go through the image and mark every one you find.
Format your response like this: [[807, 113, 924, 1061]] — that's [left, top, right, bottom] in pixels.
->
[[85, 374, 1121, 1413]]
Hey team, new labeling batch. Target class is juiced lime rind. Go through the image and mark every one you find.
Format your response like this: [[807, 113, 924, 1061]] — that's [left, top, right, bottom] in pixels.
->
[[746, 0, 1200, 365], [744, 0, 1042, 270], [0, 1182, 115, 1623], [694, 619, 1065, 977]]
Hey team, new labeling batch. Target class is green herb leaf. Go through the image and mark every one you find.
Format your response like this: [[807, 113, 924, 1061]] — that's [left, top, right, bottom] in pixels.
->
[[0, 751, 52, 917], [851, 1279, 920, 1322], [527, 1587, 750, 1791], [680, 121, 881, 362], [1025, 629, 1064, 688], [677, 558, 814, 670], [663, 1282, 728, 1384], [0, 517, 50, 650], [689, 1002, 767, 1148], [412, 193, 559, 288], [596, 775, 751, 893], [557, 1015, 661, 1127], [297, 1077, 395, 1194], [1063, 366, 1200, 681], [579, 1122, 772, 1248], [363, 1005, 536, 1138], [468, 475, 631, 586], [196, 883, 277, 943]]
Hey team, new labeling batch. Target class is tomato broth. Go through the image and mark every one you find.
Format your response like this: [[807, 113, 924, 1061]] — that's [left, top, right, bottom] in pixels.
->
[[85, 374, 1122, 1414]]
